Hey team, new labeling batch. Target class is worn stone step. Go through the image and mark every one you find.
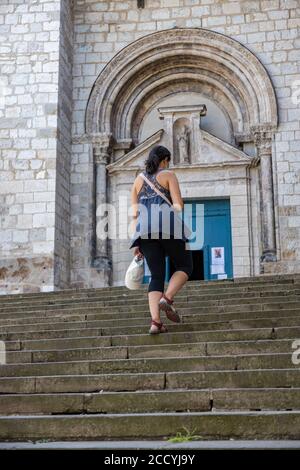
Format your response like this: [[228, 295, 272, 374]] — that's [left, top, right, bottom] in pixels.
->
[[1, 274, 298, 303], [1, 368, 299, 394], [4, 338, 296, 364], [1, 286, 299, 315], [0, 286, 269, 313], [5, 346, 128, 364], [166, 368, 300, 391], [0, 372, 166, 394], [0, 283, 285, 307], [1, 273, 300, 443], [89, 316, 300, 337], [110, 326, 299, 346], [1, 388, 299, 415], [2, 293, 299, 326], [1, 321, 298, 345], [0, 390, 210, 414], [0, 327, 104, 342], [1, 309, 300, 338], [108, 316, 300, 336], [1, 313, 300, 339], [1, 292, 300, 319], [2, 440, 300, 450], [4, 335, 112, 352], [3, 338, 296, 364], [211, 388, 300, 411], [4, 323, 297, 351], [0, 352, 297, 378], [4, 441, 300, 450], [0, 281, 299, 311], [0, 309, 288, 340], [2, 305, 300, 331], [182, 309, 300, 325], [1, 296, 299, 324], [1, 309, 300, 339], [0, 411, 300, 440]]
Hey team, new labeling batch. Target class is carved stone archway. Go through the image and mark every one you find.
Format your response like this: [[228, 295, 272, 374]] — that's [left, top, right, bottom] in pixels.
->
[[86, 28, 277, 138], [85, 28, 278, 280]]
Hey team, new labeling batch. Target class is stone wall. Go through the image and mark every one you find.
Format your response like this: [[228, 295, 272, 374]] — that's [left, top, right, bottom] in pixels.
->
[[0, 0, 73, 294], [70, 0, 300, 287], [55, 0, 73, 288]]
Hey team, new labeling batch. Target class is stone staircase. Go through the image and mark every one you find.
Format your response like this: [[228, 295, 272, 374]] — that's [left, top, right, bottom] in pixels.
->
[[0, 274, 300, 443]]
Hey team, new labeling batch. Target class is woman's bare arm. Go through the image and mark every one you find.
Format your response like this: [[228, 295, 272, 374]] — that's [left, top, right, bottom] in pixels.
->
[[130, 179, 139, 218], [168, 172, 184, 210], [130, 178, 143, 256]]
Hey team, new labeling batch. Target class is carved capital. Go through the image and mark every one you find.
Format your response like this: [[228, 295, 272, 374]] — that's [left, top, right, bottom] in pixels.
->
[[251, 124, 276, 151], [92, 133, 113, 165], [255, 137, 272, 155], [251, 124, 276, 156], [91, 132, 113, 147], [93, 146, 111, 165]]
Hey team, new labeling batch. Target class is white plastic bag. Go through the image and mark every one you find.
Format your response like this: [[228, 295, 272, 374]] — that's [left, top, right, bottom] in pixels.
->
[[125, 255, 144, 290]]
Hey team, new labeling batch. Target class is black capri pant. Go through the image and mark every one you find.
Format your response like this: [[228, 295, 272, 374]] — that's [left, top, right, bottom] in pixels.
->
[[139, 238, 193, 293]]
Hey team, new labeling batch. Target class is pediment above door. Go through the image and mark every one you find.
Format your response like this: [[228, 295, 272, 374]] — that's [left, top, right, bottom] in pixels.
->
[[106, 128, 254, 175], [107, 130, 164, 174]]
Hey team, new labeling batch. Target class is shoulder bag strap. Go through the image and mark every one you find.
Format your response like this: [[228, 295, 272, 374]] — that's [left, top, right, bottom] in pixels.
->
[[139, 172, 172, 206]]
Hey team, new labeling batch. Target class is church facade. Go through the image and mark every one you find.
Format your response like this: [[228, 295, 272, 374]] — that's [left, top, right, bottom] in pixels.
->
[[0, 0, 299, 294]]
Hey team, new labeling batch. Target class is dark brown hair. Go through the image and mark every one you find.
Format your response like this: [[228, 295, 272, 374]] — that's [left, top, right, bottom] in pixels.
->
[[144, 145, 171, 175]]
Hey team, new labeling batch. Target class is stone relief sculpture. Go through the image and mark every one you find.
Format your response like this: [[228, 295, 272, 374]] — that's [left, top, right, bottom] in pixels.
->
[[176, 125, 191, 163]]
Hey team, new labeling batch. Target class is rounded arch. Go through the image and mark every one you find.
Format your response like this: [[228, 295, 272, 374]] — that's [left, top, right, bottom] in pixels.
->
[[130, 74, 241, 145], [85, 27, 278, 142]]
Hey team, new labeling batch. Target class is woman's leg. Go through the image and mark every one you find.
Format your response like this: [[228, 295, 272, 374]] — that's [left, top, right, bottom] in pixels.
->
[[148, 292, 163, 323], [139, 239, 166, 323], [162, 239, 193, 301], [165, 271, 189, 300]]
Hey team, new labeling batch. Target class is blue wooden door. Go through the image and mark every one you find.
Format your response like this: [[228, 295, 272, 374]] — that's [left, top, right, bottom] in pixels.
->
[[195, 199, 233, 280], [142, 199, 233, 283]]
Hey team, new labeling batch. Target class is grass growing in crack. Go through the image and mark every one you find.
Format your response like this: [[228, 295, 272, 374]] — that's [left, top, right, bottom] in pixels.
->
[[167, 427, 203, 443]]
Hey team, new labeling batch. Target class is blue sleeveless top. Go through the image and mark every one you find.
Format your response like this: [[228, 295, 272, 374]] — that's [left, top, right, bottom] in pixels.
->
[[138, 169, 172, 204], [129, 169, 190, 249]]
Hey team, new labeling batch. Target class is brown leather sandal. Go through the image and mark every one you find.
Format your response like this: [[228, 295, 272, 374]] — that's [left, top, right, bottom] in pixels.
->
[[149, 319, 168, 335], [159, 293, 181, 323]]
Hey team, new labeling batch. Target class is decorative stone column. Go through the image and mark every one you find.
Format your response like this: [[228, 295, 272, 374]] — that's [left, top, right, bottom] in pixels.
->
[[92, 134, 112, 283], [252, 126, 277, 262]]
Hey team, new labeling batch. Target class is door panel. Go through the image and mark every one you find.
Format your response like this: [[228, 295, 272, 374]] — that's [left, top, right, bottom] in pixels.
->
[[142, 199, 233, 283], [184, 199, 233, 281], [203, 199, 233, 280]]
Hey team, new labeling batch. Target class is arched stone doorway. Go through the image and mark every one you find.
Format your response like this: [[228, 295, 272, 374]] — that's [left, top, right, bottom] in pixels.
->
[[85, 28, 278, 286]]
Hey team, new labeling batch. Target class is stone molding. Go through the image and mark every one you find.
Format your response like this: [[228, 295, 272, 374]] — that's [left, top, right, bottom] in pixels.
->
[[86, 28, 278, 144], [84, 28, 279, 275]]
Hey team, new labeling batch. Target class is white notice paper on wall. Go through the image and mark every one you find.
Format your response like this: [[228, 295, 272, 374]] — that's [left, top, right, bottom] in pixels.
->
[[211, 247, 225, 265], [210, 264, 225, 275], [218, 273, 228, 279]]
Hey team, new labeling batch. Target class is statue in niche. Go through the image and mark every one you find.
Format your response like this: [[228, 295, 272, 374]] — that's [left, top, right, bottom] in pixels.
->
[[176, 125, 191, 163]]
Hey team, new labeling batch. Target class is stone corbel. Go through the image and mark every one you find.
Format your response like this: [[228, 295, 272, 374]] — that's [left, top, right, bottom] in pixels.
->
[[251, 125, 277, 262], [91, 134, 113, 281]]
